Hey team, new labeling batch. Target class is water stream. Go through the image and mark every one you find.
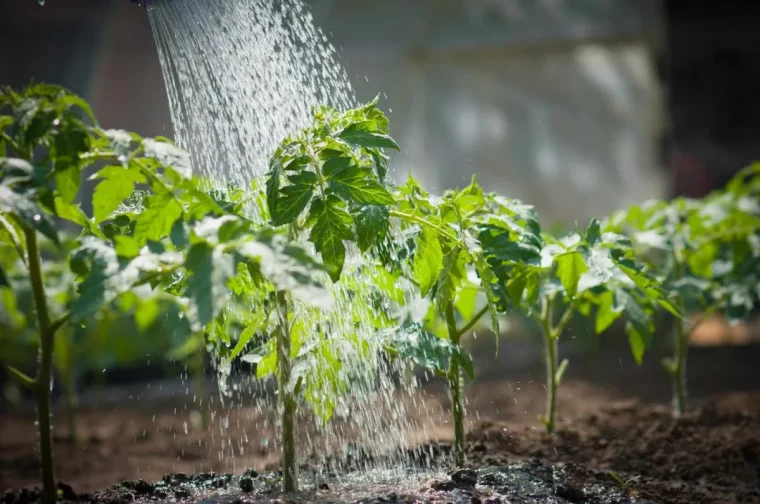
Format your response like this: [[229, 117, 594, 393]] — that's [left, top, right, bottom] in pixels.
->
[[147, 0, 436, 478]]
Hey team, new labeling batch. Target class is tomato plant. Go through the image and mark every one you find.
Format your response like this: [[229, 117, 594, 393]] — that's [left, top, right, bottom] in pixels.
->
[[262, 96, 398, 491], [604, 164, 760, 417], [0, 84, 328, 502], [486, 217, 681, 434]]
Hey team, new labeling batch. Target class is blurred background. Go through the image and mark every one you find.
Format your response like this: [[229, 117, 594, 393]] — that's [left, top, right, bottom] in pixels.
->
[[1, 0, 759, 494], [3, 0, 758, 223]]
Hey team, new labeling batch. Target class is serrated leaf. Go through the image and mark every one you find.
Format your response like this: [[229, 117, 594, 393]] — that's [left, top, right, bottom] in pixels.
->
[[321, 156, 352, 177], [327, 164, 394, 205], [92, 166, 145, 223], [0, 186, 59, 244], [338, 121, 399, 151], [271, 183, 313, 226], [114, 235, 141, 258], [55, 165, 80, 204], [133, 193, 182, 244], [595, 290, 622, 333], [474, 253, 500, 335], [185, 243, 235, 326], [555, 251, 587, 298], [434, 246, 462, 315], [413, 227, 443, 296], [353, 204, 389, 252], [307, 196, 353, 282]]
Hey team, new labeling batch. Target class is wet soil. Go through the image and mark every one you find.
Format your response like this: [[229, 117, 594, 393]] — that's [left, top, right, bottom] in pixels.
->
[[1, 342, 759, 503]]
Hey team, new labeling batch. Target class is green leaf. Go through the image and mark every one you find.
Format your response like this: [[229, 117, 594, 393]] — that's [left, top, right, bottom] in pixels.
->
[[237, 230, 331, 308], [53, 196, 95, 234], [555, 251, 587, 298], [113, 235, 141, 258], [185, 243, 235, 326], [687, 241, 718, 279], [474, 253, 500, 335], [271, 184, 313, 226], [327, 164, 394, 205], [227, 321, 264, 363], [389, 325, 459, 374], [353, 204, 389, 252], [92, 166, 146, 223], [55, 165, 80, 204], [626, 322, 648, 365], [434, 246, 462, 315], [308, 196, 353, 282], [453, 348, 475, 380], [595, 290, 622, 334], [133, 193, 182, 244], [338, 121, 399, 151], [266, 156, 282, 217], [586, 218, 601, 246], [283, 155, 311, 171], [0, 186, 59, 244], [413, 227, 443, 296], [321, 156, 352, 177]]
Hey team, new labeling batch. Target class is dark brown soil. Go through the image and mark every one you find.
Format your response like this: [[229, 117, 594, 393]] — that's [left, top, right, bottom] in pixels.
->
[[1, 342, 759, 503]]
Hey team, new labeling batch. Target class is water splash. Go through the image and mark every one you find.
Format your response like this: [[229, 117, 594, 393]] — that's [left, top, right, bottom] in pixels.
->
[[148, 0, 355, 187], [148, 0, 441, 478]]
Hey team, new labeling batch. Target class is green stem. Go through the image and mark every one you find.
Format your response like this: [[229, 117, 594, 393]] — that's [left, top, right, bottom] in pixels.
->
[[671, 259, 687, 418], [539, 296, 558, 435], [455, 304, 489, 340], [388, 210, 460, 244], [446, 302, 466, 467], [25, 227, 56, 504], [192, 342, 210, 429], [275, 291, 298, 492]]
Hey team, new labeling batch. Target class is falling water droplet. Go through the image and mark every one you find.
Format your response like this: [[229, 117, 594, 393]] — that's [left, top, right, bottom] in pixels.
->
[[32, 214, 41, 222]]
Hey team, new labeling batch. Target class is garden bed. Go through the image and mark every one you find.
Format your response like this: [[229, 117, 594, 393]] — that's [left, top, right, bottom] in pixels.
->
[[2, 343, 759, 504]]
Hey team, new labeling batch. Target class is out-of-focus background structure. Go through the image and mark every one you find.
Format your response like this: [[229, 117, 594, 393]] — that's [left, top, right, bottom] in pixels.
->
[[2, 0, 757, 224]]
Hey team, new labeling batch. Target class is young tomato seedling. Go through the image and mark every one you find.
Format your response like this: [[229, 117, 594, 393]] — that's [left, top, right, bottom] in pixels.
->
[[486, 218, 680, 434], [604, 164, 760, 417], [385, 176, 540, 466], [0, 85, 330, 502], [260, 97, 398, 491]]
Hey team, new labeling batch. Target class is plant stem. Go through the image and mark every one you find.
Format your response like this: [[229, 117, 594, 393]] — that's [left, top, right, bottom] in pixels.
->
[[192, 342, 210, 429], [455, 304, 489, 339], [539, 296, 558, 435], [388, 210, 460, 244], [275, 291, 298, 492], [25, 227, 56, 504], [671, 259, 687, 418], [445, 302, 466, 467], [672, 317, 688, 418]]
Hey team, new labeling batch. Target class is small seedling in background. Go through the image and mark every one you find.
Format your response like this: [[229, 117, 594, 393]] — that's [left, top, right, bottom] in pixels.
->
[[486, 218, 681, 434], [604, 165, 760, 417]]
